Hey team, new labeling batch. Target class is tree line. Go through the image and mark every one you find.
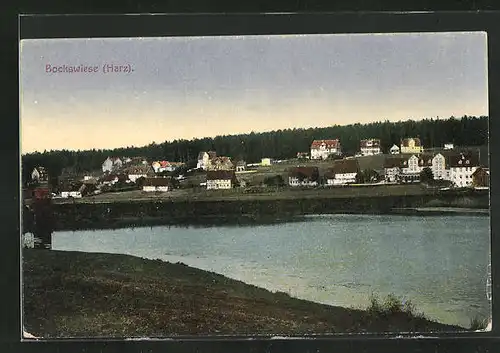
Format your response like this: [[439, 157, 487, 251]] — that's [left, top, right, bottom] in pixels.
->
[[21, 115, 488, 185]]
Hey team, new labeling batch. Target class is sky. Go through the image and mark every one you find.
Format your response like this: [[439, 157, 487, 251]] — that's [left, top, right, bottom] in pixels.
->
[[19, 32, 488, 154]]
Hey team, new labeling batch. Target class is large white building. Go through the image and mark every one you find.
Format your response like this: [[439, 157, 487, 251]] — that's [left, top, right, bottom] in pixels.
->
[[383, 151, 480, 186], [310, 139, 341, 160], [359, 139, 382, 156], [448, 153, 479, 188]]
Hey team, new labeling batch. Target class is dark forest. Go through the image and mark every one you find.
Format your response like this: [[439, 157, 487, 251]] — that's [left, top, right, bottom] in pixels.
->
[[21, 115, 488, 184]]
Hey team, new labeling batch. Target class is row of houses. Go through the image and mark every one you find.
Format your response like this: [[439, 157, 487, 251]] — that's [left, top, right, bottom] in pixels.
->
[[383, 151, 483, 187], [288, 159, 361, 187], [308, 137, 449, 160]]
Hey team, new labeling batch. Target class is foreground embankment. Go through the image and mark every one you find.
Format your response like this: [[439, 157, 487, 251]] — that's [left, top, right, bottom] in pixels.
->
[[22, 249, 464, 337], [47, 186, 489, 231]]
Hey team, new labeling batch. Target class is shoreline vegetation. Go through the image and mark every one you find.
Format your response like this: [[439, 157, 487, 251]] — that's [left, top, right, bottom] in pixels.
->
[[23, 249, 467, 338], [39, 186, 489, 232]]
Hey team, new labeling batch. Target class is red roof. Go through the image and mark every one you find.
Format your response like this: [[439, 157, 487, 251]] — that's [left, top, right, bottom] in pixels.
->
[[311, 139, 340, 149]]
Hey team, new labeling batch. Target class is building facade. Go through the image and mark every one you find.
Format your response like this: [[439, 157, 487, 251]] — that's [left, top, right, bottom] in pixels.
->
[[359, 139, 382, 156], [206, 170, 236, 189], [288, 166, 319, 187], [310, 139, 342, 160], [325, 159, 360, 186], [390, 144, 400, 154], [400, 138, 423, 154], [448, 153, 479, 188]]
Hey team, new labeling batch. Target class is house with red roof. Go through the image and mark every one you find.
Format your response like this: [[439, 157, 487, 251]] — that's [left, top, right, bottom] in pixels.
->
[[310, 139, 342, 160]]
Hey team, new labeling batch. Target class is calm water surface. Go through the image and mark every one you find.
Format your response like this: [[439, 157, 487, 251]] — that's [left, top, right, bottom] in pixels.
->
[[52, 214, 490, 328]]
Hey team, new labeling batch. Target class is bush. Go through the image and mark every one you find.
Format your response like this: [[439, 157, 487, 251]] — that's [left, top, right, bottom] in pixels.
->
[[470, 316, 489, 330], [367, 293, 425, 319]]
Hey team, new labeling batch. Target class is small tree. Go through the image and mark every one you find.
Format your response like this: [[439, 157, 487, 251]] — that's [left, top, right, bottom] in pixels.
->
[[420, 167, 434, 184]]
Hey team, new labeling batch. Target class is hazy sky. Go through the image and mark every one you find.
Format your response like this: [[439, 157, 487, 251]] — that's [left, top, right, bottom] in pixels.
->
[[19, 32, 488, 154]]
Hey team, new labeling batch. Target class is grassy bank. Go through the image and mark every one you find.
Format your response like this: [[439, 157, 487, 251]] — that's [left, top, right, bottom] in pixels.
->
[[22, 249, 464, 338]]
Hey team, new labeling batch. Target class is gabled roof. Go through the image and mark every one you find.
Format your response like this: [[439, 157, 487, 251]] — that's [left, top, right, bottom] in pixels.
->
[[124, 164, 153, 175], [311, 139, 340, 149], [206, 170, 236, 181], [288, 166, 320, 180], [327, 159, 360, 176], [418, 154, 434, 167], [384, 157, 405, 168], [197, 152, 207, 160], [472, 167, 489, 177], [143, 177, 171, 187], [448, 152, 480, 168]]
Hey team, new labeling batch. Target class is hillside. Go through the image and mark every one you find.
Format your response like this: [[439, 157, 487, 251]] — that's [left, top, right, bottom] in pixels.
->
[[22, 249, 465, 338]]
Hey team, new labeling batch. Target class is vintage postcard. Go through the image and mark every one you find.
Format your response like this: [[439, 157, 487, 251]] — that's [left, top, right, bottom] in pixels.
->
[[20, 32, 491, 338]]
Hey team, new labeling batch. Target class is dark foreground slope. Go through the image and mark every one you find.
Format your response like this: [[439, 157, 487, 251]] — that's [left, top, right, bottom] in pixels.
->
[[22, 249, 463, 338]]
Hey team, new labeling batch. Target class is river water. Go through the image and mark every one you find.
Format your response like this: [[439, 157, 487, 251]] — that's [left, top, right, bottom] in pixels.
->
[[51, 214, 490, 329]]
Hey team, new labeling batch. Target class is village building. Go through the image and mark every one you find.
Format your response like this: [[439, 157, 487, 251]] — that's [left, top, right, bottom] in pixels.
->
[[444, 143, 455, 150], [235, 160, 247, 172], [399, 154, 421, 183], [383, 157, 405, 183], [431, 153, 448, 180], [324, 159, 360, 186], [296, 152, 310, 159], [197, 151, 217, 170], [142, 177, 171, 192], [207, 156, 233, 171], [206, 170, 237, 190], [31, 166, 49, 184], [448, 152, 479, 188], [310, 139, 342, 160], [124, 164, 155, 182], [102, 157, 123, 173], [359, 139, 382, 156], [472, 167, 489, 188], [100, 173, 119, 186], [261, 158, 272, 166], [288, 166, 319, 187], [151, 161, 180, 173], [400, 138, 423, 154], [390, 144, 400, 155]]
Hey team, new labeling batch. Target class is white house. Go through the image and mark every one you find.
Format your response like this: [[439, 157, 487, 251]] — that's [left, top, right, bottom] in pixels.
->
[[431, 153, 448, 180], [448, 153, 479, 188], [235, 160, 247, 172], [400, 138, 423, 154], [206, 170, 236, 190], [197, 151, 217, 170], [390, 144, 400, 155], [383, 157, 404, 183], [310, 139, 342, 160], [397, 155, 421, 183], [359, 139, 382, 156], [325, 159, 360, 186], [31, 167, 48, 183], [142, 177, 171, 192], [444, 143, 454, 150], [102, 157, 123, 173], [125, 165, 154, 182], [288, 167, 319, 187]]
